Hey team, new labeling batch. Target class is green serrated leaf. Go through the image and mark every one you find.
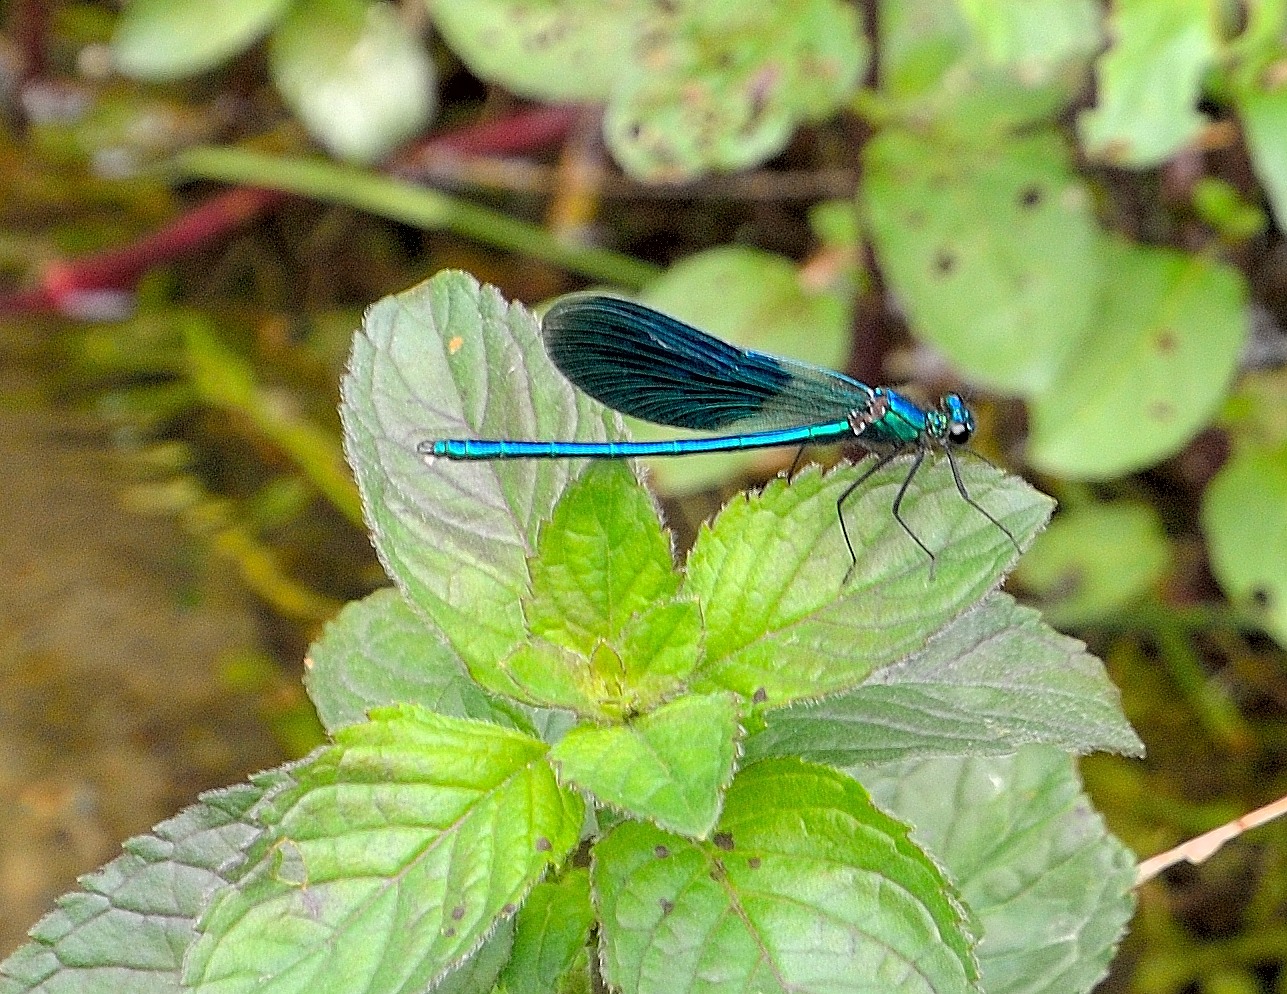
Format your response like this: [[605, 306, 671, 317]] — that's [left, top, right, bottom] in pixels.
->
[[1078, 0, 1216, 167], [1202, 441, 1287, 646], [615, 597, 704, 707], [304, 587, 526, 733], [184, 705, 583, 994], [1027, 240, 1248, 478], [484, 638, 608, 715], [593, 758, 979, 994], [270, 0, 435, 164], [683, 461, 1052, 706], [605, 0, 867, 179], [525, 461, 679, 653], [428, 0, 635, 102], [0, 780, 282, 994], [879, 0, 1099, 132], [551, 692, 739, 838], [745, 593, 1143, 765], [112, 0, 294, 80], [499, 869, 594, 994], [1015, 502, 1171, 627], [863, 128, 1102, 394], [637, 246, 854, 493], [340, 270, 622, 673], [856, 749, 1138, 994]]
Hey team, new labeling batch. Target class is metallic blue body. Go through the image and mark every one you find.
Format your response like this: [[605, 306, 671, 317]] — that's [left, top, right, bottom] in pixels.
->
[[420, 293, 1013, 572]]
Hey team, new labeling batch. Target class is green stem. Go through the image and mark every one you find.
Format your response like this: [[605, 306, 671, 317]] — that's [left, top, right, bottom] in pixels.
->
[[171, 147, 661, 290]]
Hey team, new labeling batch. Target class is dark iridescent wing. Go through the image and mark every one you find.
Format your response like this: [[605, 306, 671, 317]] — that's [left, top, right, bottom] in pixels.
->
[[541, 294, 872, 432]]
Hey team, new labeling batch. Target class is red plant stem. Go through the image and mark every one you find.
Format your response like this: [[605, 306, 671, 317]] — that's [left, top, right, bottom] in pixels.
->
[[394, 104, 579, 164], [1, 104, 581, 318]]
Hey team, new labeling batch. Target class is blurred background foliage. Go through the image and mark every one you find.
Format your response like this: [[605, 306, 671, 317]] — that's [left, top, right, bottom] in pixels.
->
[[1, 0, 1286, 990]]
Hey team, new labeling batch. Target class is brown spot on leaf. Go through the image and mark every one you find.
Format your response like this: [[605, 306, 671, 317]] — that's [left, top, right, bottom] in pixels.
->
[[752, 687, 767, 704], [1155, 328, 1177, 353], [654, 845, 670, 858], [1149, 400, 1176, 421], [659, 898, 674, 915], [747, 857, 761, 869], [451, 905, 465, 921], [934, 249, 957, 275], [1019, 185, 1042, 208], [535, 836, 552, 852], [713, 832, 734, 851]]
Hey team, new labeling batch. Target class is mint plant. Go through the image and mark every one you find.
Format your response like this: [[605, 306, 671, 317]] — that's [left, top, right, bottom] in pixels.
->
[[0, 270, 1142, 994]]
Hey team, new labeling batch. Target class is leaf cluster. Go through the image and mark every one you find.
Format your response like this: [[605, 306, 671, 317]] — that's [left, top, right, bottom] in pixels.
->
[[1, 272, 1143, 994]]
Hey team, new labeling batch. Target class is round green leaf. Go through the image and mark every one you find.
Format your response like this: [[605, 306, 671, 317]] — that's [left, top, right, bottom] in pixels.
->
[[270, 0, 435, 164], [605, 0, 867, 179], [113, 0, 295, 80], [1202, 442, 1287, 646], [1027, 240, 1248, 479], [428, 0, 634, 101], [864, 128, 1102, 394], [1015, 502, 1171, 627]]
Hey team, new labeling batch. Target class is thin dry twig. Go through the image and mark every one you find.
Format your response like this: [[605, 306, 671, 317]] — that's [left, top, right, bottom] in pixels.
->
[[1135, 792, 1287, 885]]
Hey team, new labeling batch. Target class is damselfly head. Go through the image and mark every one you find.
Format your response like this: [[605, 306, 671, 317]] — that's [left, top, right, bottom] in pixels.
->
[[939, 393, 974, 446]]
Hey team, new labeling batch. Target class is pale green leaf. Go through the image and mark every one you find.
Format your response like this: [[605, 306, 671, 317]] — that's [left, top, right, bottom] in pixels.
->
[[1237, 82, 1287, 233], [1078, 0, 1217, 167], [745, 593, 1143, 765], [270, 0, 435, 164], [879, 0, 1099, 132], [551, 692, 739, 838], [956, 0, 1102, 69], [112, 0, 294, 80], [1202, 441, 1287, 646], [185, 705, 583, 994], [303, 587, 524, 733], [593, 758, 979, 994], [856, 749, 1138, 994], [340, 270, 621, 673], [863, 128, 1102, 394], [683, 461, 1052, 706], [1015, 502, 1171, 627], [1027, 240, 1248, 478]]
